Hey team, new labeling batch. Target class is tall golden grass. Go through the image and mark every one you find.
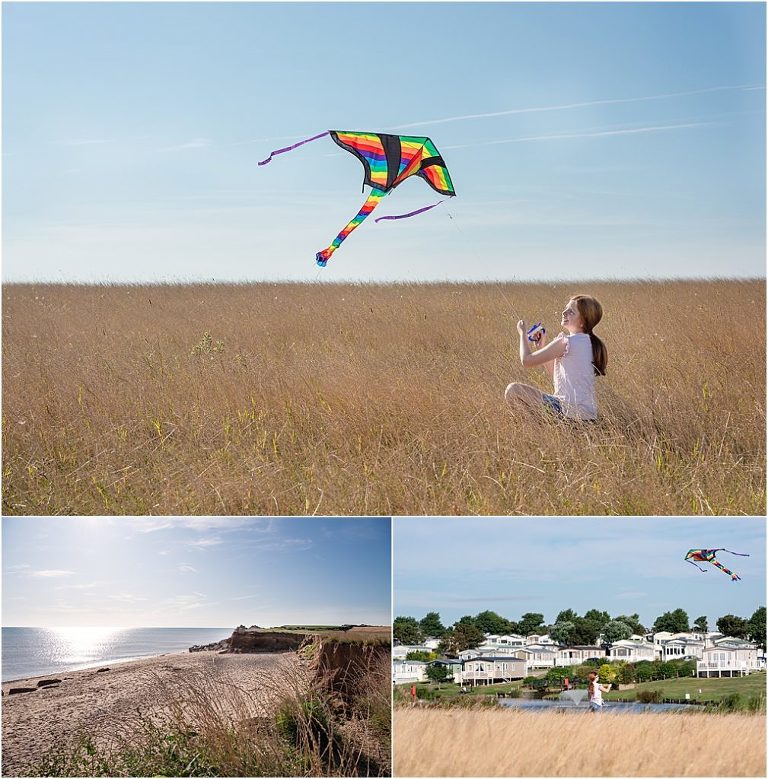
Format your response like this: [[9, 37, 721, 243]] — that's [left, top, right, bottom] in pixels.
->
[[393, 708, 766, 776], [2, 280, 763, 515], [35, 651, 391, 777]]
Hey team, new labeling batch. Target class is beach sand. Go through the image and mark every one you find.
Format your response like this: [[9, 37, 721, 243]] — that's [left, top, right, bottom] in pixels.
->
[[2, 650, 291, 776]]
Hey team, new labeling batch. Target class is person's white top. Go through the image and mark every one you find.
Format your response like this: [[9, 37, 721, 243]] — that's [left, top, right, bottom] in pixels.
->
[[553, 333, 597, 420], [591, 678, 604, 705]]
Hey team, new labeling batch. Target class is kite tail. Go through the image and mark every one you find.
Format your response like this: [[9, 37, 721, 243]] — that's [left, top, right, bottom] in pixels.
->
[[711, 560, 739, 580], [316, 188, 388, 267], [721, 549, 750, 556], [257, 131, 330, 166], [374, 200, 445, 223], [686, 560, 709, 573]]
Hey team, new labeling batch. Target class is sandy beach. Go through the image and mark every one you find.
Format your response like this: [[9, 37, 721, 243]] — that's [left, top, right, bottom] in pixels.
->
[[2, 650, 290, 776]]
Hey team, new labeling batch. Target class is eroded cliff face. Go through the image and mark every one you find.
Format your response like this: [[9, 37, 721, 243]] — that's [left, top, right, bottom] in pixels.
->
[[310, 639, 390, 702], [229, 629, 306, 653], [189, 629, 306, 654]]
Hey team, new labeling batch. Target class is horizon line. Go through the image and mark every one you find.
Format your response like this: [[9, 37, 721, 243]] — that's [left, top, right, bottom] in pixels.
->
[[2, 275, 764, 287]]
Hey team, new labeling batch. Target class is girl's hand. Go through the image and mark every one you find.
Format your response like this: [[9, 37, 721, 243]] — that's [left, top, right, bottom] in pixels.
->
[[516, 320, 526, 336]]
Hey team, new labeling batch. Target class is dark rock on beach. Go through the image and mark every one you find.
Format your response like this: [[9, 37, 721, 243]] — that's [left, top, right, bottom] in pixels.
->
[[37, 679, 62, 687], [9, 687, 37, 695]]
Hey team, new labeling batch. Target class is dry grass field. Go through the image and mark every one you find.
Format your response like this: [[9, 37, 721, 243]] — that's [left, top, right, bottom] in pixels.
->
[[393, 708, 766, 776], [2, 279, 763, 515]]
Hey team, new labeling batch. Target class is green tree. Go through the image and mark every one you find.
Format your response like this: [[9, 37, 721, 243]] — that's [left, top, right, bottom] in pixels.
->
[[583, 609, 611, 628], [613, 614, 645, 635], [452, 619, 485, 652], [747, 607, 766, 649], [518, 613, 546, 636], [545, 666, 572, 684], [475, 610, 515, 635], [419, 612, 447, 638], [652, 609, 689, 633], [634, 661, 655, 682], [616, 663, 636, 685], [692, 615, 708, 633], [425, 664, 451, 684], [405, 650, 434, 662], [556, 609, 578, 623], [550, 621, 576, 646], [438, 617, 486, 656], [601, 620, 632, 645], [717, 614, 749, 639], [598, 663, 619, 685], [569, 617, 600, 646], [393, 616, 423, 645]]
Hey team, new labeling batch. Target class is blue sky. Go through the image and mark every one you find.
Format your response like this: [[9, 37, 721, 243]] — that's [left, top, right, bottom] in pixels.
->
[[3, 2, 764, 283], [2, 517, 391, 627], [394, 517, 765, 629]]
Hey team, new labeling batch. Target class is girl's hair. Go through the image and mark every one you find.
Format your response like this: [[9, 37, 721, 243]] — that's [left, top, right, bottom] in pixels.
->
[[571, 295, 607, 376]]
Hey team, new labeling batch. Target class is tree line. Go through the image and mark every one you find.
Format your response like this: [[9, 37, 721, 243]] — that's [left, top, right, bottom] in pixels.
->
[[394, 606, 766, 654]]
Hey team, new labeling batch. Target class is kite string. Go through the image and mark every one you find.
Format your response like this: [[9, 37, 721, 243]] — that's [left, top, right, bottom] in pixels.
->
[[444, 207, 523, 321]]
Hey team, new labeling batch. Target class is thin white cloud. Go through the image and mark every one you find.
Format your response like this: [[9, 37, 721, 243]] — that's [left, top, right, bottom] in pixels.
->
[[188, 536, 223, 549], [443, 121, 718, 150], [178, 564, 198, 573], [392, 84, 760, 130], [255, 538, 313, 553], [32, 570, 75, 578], [162, 594, 208, 611]]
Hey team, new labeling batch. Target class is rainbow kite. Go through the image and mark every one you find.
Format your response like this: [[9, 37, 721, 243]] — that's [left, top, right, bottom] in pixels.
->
[[684, 548, 749, 581], [258, 130, 456, 266]]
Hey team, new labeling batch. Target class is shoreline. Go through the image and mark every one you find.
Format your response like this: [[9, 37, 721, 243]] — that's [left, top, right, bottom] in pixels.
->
[[2, 649, 190, 686], [2, 649, 292, 777]]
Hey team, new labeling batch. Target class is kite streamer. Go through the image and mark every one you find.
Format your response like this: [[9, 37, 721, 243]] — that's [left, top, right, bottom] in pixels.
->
[[258, 130, 456, 266]]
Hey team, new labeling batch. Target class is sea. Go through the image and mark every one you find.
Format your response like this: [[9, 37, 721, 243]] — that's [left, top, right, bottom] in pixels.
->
[[2, 626, 232, 682]]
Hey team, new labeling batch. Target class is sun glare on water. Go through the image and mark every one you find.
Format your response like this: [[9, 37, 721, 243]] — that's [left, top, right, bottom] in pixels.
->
[[48, 626, 125, 666]]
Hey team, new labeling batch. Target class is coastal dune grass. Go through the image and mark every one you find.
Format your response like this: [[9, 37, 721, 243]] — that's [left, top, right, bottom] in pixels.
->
[[3, 279, 764, 515], [393, 708, 766, 776], [37, 651, 391, 777]]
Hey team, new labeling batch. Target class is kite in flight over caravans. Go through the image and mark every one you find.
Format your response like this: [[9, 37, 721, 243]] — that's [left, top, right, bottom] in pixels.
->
[[258, 131, 456, 266], [684, 548, 749, 581]]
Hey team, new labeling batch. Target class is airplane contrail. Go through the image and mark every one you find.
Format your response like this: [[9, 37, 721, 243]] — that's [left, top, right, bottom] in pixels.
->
[[442, 121, 719, 149], [391, 84, 761, 130]]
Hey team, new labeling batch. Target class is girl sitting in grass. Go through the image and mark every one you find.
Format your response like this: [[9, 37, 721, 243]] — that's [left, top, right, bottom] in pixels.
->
[[505, 294, 607, 421]]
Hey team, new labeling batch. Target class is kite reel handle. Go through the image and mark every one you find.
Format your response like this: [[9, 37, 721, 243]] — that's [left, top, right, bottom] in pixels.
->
[[527, 323, 545, 342]]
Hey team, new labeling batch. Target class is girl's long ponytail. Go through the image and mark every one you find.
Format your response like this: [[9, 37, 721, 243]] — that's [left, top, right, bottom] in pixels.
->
[[588, 332, 607, 376], [572, 295, 608, 376]]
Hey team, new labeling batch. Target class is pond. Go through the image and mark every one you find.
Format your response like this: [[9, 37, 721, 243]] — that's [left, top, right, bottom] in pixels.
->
[[498, 698, 691, 714]]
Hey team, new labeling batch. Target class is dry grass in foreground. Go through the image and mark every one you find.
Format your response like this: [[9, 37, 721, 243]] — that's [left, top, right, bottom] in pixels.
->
[[394, 708, 766, 776], [3, 280, 764, 515], [33, 648, 390, 777]]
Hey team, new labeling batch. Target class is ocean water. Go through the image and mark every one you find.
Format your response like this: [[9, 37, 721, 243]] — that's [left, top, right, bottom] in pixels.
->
[[2, 626, 231, 682]]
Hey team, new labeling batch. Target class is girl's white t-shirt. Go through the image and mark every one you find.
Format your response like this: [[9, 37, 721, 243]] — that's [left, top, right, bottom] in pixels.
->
[[590, 678, 604, 705], [553, 333, 597, 420]]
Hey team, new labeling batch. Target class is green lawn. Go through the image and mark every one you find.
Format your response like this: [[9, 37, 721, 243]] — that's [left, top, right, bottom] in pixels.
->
[[604, 672, 766, 702], [399, 673, 766, 705]]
